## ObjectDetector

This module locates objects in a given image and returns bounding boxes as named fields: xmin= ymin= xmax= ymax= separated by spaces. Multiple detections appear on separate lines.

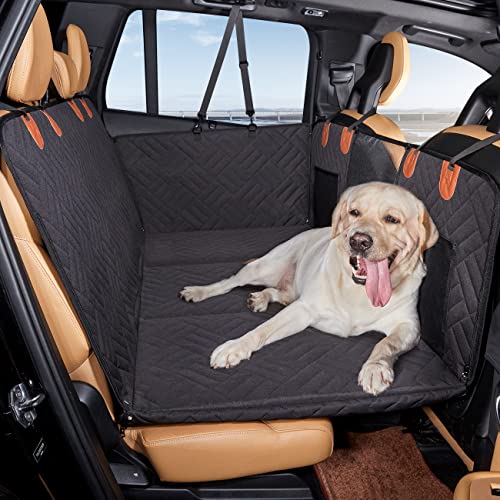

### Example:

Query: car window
xmin=378 ymin=44 xmax=489 ymax=144
xmin=106 ymin=10 xmax=146 ymax=113
xmin=106 ymin=10 xmax=309 ymax=125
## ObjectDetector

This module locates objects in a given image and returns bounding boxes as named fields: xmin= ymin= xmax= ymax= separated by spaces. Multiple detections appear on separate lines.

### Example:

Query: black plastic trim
xmin=143 ymin=9 xmax=159 ymax=115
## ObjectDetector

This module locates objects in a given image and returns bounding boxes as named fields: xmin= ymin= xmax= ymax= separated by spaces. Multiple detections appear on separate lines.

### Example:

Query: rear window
xmin=379 ymin=44 xmax=489 ymax=144
xmin=106 ymin=10 xmax=309 ymax=125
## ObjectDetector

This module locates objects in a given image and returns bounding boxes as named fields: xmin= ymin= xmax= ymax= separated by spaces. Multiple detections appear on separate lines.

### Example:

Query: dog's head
xmin=331 ymin=182 xmax=438 ymax=307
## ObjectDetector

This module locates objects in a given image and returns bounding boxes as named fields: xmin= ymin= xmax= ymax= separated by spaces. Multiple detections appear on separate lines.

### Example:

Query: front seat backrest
xmin=340 ymin=32 xmax=410 ymax=167
xmin=5 ymin=7 xmax=53 ymax=105
xmin=52 ymin=24 xmax=91 ymax=99
xmin=347 ymin=32 xmax=410 ymax=114
xmin=421 ymin=65 xmax=500 ymax=189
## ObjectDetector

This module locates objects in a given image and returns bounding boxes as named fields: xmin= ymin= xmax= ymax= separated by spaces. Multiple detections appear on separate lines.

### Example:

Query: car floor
xmin=314 ymin=426 xmax=453 ymax=500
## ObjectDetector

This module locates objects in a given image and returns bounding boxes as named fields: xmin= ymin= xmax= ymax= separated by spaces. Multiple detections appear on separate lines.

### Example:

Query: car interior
xmin=0 ymin=0 xmax=500 ymax=498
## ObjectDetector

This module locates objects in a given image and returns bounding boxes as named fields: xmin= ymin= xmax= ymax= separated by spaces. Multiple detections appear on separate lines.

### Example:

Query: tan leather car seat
xmin=0 ymin=5 xmax=333 ymax=483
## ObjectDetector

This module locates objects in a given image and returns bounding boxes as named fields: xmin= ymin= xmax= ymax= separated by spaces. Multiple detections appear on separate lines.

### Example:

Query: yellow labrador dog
xmin=180 ymin=182 xmax=438 ymax=395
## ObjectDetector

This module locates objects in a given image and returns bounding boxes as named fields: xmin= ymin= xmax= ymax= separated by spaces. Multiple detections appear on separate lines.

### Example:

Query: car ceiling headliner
xmin=47 ymin=0 xmax=500 ymax=71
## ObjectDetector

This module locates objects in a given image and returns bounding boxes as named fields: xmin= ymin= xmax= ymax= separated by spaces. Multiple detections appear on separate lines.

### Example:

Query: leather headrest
xmin=378 ymin=32 xmax=410 ymax=106
xmin=456 ymin=69 xmax=500 ymax=133
xmin=346 ymin=32 xmax=410 ymax=114
xmin=52 ymin=51 xmax=78 ymax=100
xmin=6 ymin=6 xmax=54 ymax=104
xmin=66 ymin=25 xmax=91 ymax=94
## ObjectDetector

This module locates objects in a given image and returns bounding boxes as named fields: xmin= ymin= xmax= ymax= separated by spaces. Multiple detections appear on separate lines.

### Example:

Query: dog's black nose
xmin=349 ymin=232 xmax=373 ymax=252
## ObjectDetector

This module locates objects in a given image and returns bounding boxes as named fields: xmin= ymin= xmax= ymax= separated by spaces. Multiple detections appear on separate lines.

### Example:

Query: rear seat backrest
xmin=0 ymin=7 xmax=114 ymax=414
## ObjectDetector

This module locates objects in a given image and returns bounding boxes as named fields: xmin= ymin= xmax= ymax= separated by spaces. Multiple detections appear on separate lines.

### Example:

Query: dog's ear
xmin=331 ymin=187 xmax=354 ymax=239
xmin=418 ymin=201 xmax=439 ymax=256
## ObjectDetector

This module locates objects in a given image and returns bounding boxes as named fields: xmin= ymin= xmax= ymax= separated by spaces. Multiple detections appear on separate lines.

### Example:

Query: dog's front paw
xmin=179 ymin=286 xmax=209 ymax=303
xmin=210 ymin=339 xmax=253 ymax=369
xmin=358 ymin=361 xmax=394 ymax=396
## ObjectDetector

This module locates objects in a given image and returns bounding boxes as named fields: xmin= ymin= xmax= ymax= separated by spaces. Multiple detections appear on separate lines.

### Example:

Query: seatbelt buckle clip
xmin=248 ymin=117 xmax=257 ymax=132
xmin=192 ymin=122 xmax=202 ymax=134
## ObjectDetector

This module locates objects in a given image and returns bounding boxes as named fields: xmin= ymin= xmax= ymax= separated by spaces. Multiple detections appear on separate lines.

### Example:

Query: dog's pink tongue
xmin=364 ymin=258 xmax=392 ymax=307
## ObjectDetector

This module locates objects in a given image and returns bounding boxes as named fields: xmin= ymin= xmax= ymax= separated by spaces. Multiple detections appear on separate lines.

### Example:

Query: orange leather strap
xmin=21 ymin=114 xmax=44 ymax=150
xmin=321 ymin=122 xmax=331 ymax=148
xmin=80 ymin=98 xmax=93 ymax=119
xmin=68 ymin=100 xmax=84 ymax=122
xmin=340 ymin=127 xmax=355 ymax=155
xmin=439 ymin=161 xmax=461 ymax=201
xmin=402 ymin=148 xmax=420 ymax=178
xmin=41 ymin=110 xmax=62 ymax=137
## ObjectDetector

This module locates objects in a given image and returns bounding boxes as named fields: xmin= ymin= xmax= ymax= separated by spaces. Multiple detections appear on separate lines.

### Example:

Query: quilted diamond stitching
xmin=0 ymin=101 xmax=142 ymax=405
xmin=117 ymin=125 xmax=311 ymax=233
xmin=131 ymin=226 xmax=463 ymax=423
xmin=397 ymin=151 xmax=500 ymax=381
xmin=2 ymin=104 xmax=489 ymax=424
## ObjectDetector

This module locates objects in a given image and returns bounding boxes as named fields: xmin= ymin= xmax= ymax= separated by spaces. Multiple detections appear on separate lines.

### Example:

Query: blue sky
xmin=106 ymin=10 xmax=489 ymax=113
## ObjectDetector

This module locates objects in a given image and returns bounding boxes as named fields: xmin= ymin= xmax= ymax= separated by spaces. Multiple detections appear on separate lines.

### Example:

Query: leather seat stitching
xmin=141 ymin=428 xmax=333 ymax=447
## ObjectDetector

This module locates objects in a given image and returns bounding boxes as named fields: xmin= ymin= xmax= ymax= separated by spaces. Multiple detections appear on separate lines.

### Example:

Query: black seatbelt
xmin=448 ymin=132 xmax=500 ymax=166
xmin=329 ymin=64 xmax=355 ymax=112
xmin=195 ymin=6 xmax=240 ymax=132
xmin=235 ymin=9 xmax=255 ymax=126
xmin=0 ymin=101 xmax=28 ymax=116
xmin=346 ymin=108 xmax=376 ymax=132
xmin=194 ymin=4 xmax=255 ymax=133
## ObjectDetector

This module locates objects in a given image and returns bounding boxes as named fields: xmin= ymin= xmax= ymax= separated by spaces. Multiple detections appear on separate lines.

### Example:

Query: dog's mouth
xmin=349 ymin=251 xmax=398 ymax=307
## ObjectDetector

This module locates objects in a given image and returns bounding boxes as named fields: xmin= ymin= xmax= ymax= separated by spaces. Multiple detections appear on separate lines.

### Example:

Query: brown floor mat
xmin=314 ymin=426 xmax=453 ymax=500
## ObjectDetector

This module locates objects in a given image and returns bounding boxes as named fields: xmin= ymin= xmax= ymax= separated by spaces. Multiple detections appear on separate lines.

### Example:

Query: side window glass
xmin=379 ymin=44 xmax=489 ymax=143
xmin=106 ymin=11 xmax=146 ymax=112
xmin=106 ymin=10 xmax=309 ymax=125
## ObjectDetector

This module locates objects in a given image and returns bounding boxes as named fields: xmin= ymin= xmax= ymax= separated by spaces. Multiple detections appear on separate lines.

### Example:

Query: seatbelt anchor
xmin=248 ymin=115 xmax=257 ymax=132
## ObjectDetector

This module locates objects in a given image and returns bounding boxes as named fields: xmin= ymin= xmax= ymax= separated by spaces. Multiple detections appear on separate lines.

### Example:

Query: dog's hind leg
xmin=247 ymin=288 xmax=290 ymax=312
xmin=179 ymin=237 xmax=299 ymax=303
xmin=246 ymin=264 xmax=296 ymax=312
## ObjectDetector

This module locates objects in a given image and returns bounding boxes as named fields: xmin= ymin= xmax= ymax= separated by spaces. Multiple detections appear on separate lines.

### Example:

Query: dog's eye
xmin=384 ymin=215 xmax=400 ymax=224
xmin=349 ymin=209 xmax=360 ymax=217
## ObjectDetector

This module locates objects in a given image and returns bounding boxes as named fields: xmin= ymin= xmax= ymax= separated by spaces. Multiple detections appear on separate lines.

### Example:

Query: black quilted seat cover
xmin=116 ymin=125 xmax=311 ymax=232
xmin=134 ymin=227 xmax=463 ymax=423
xmin=311 ymin=117 xmax=400 ymax=199
xmin=0 ymin=99 xmax=497 ymax=424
